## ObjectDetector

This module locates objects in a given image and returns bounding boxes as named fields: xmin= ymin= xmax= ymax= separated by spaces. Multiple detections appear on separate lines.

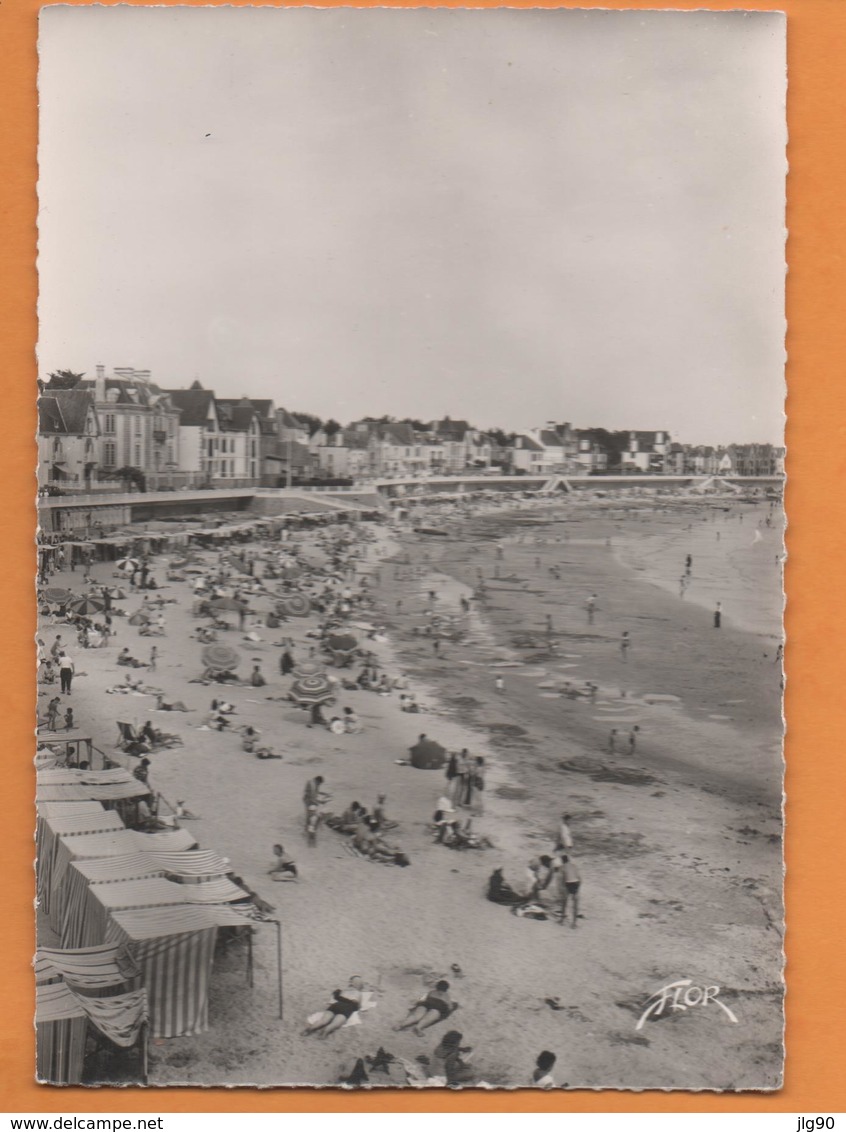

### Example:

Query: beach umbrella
xmin=409 ymin=738 xmax=447 ymax=770
xmin=282 ymin=564 xmax=304 ymax=581
xmin=42 ymin=587 xmax=74 ymax=605
xmin=208 ymin=597 xmax=248 ymax=613
xmin=201 ymin=643 xmax=241 ymax=672
xmin=290 ymin=671 xmax=334 ymax=706
xmin=68 ymin=596 xmax=106 ymax=616
xmin=279 ymin=594 xmax=311 ymax=617
xmin=292 ymin=660 xmax=326 ymax=679
xmin=128 ymin=610 xmax=150 ymax=626
xmin=105 ymin=587 xmax=127 ymax=600
xmin=116 ymin=557 xmax=139 ymax=573
xmin=326 ymin=632 xmax=359 ymax=656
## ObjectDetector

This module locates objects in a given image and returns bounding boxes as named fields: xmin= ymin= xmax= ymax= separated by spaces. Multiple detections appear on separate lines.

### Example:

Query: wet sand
xmin=36 ymin=495 xmax=784 ymax=1090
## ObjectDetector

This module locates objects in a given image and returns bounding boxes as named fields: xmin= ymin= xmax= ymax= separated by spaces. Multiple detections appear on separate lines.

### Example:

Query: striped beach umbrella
xmin=43 ymin=587 xmax=74 ymax=605
xmin=279 ymin=594 xmax=311 ymax=617
xmin=201 ymin=644 xmax=241 ymax=672
xmin=69 ymin=596 xmax=106 ymax=616
xmin=290 ymin=671 xmax=334 ymax=706
xmin=116 ymin=558 xmax=140 ymax=573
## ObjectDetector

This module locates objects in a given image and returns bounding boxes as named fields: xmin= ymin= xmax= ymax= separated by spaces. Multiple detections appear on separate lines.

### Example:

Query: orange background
xmin=2 ymin=0 xmax=843 ymax=1114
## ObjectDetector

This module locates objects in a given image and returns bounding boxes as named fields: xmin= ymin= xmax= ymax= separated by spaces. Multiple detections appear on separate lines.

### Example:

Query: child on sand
xmin=268 ymin=843 xmax=298 ymax=881
xmin=532 ymin=1050 xmax=557 ymax=1088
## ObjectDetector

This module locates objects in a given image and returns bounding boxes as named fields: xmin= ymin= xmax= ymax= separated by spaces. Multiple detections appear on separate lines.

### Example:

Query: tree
xmin=46 ymin=369 xmax=85 ymax=389
xmin=488 ymin=428 xmax=516 ymax=449
xmin=104 ymin=465 xmax=147 ymax=492
xmin=292 ymin=412 xmax=323 ymax=436
xmin=324 ymin=419 xmax=342 ymax=437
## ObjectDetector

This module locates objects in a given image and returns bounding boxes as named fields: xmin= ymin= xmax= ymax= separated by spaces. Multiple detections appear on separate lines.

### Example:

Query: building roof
xmin=381 ymin=422 xmax=415 ymax=446
xmin=516 ymin=434 xmax=545 ymax=452
xmin=38 ymin=390 xmax=96 ymax=435
xmin=431 ymin=418 xmax=469 ymax=440
xmin=167 ymin=389 xmax=217 ymax=427
xmin=277 ymin=408 xmax=306 ymax=431
xmin=538 ymin=429 xmax=567 ymax=448
xmin=216 ymin=402 xmax=256 ymax=432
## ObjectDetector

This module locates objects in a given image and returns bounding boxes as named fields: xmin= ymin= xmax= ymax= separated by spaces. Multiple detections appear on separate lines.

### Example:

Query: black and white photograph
xmin=35 ymin=6 xmax=786 ymax=1089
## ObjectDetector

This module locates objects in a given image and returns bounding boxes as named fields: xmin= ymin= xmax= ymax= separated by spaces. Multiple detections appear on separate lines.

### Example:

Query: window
xmin=134 ymin=443 xmax=141 ymax=465
xmin=134 ymin=416 xmax=141 ymax=436
xmin=104 ymin=414 xmax=116 ymax=434
xmin=103 ymin=441 xmax=116 ymax=467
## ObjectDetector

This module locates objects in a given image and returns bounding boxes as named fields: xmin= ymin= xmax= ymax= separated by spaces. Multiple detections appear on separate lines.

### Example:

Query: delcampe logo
xmin=635 ymin=979 xmax=740 ymax=1030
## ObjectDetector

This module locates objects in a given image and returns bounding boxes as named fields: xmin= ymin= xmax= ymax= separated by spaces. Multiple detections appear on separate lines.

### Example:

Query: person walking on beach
xmin=45 ymin=697 xmax=61 ymax=731
xmin=149 ymin=645 xmax=158 ymax=671
xmin=685 ymin=554 xmax=693 ymax=576
xmin=557 ymin=813 xmax=574 ymax=851
xmin=64 ymin=707 xmax=74 ymax=731
xmin=714 ymin=602 xmax=722 ymax=628
xmin=557 ymin=855 xmax=581 ymax=928
xmin=586 ymin=594 xmax=597 ymax=625
xmin=303 ymin=775 xmax=325 ymax=816
xmin=628 ymin=726 xmax=640 ymax=754
xmin=495 ymin=675 xmax=505 ymax=694
xmin=608 ymin=729 xmax=618 ymax=754
xmin=58 ymin=653 xmax=74 ymax=694
xmin=620 ymin=632 xmax=630 ymax=663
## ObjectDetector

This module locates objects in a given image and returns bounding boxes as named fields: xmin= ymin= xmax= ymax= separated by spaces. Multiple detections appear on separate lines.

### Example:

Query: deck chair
xmin=116 ymin=721 xmax=140 ymax=748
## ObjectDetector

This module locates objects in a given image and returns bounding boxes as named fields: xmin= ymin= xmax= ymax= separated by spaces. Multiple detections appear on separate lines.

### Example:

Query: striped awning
xmin=35 ymin=943 xmax=141 ymax=989
xmin=37 ymin=801 xmax=105 ymax=818
xmin=106 ymin=905 xmax=252 ymax=1038
xmin=36 ymin=981 xmax=148 ymax=1084
xmin=144 ymin=849 xmax=231 ymax=878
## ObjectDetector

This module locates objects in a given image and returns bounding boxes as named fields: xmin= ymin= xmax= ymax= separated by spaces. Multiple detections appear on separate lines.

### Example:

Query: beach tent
xmin=35 ymin=942 xmax=141 ymax=993
xmin=36 ymin=980 xmax=148 ymax=1085
xmin=36 ymin=806 xmax=126 ymax=924
xmin=104 ymin=904 xmax=255 ymax=1037
xmin=60 ymin=848 xmax=233 ymax=954
xmin=47 ymin=828 xmax=198 ymax=933
xmin=63 ymin=875 xmax=250 ymax=949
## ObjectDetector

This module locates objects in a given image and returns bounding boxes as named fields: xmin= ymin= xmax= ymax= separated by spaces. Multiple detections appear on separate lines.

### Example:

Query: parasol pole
xmin=275 ymin=919 xmax=284 ymax=1019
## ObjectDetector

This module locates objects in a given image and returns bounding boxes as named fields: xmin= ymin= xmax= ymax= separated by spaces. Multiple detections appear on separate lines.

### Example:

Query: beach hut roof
xmin=35 ymin=943 xmax=141 ymax=988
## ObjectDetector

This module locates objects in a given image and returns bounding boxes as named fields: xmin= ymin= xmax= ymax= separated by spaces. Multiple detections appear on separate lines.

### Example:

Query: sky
xmin=37 ymin=7 xmax=786 ymax=444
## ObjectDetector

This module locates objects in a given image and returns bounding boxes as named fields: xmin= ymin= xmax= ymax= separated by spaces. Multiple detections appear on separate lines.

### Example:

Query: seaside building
xmin=41 ymin=367 xmax=182 ymax=491
xmin=573 ymin=429 xmax=610 ymax=474
xmin=37 ymin=388 xmax=100 ymax=491
xmin=512 ymin=423 xmax=580 ymax=475
xmin=622 ymin=430 xmax=671 ymax=473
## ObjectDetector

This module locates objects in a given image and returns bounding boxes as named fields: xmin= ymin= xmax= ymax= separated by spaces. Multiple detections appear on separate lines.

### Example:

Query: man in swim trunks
xmin=393 ymin=979 xmax=456 ymax=1035
xmin=557 ymin=855 xmax=582 ymax=928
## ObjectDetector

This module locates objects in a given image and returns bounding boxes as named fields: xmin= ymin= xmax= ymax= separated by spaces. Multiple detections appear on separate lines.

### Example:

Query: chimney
xmin=95 ymin=364 xmax=106 ymax=403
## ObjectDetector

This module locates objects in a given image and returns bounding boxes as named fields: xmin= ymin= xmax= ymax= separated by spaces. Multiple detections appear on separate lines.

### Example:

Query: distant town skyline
xmin=38 ymin=7 xmax=786 ymax=445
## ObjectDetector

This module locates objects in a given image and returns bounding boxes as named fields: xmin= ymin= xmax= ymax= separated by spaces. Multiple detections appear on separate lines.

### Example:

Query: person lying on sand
xmin=394 ymin=980 xmax=458 ymax=1034
xmin=155 ymin=694 xmax=190 ymax=712
xmin=302 ymin=977 xmax=367 ymax=1038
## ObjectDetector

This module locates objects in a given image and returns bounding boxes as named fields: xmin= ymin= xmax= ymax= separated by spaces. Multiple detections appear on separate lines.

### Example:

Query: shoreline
xmin=37 ymin=496 xmax=784 ymax=1090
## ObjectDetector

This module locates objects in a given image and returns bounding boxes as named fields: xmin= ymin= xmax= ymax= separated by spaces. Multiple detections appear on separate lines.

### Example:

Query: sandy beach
xmin=36 ymin=494 xmax=784 ymax=1090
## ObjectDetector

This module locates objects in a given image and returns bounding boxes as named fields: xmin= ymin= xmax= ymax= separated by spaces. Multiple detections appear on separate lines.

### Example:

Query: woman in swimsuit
xmin=393 ymin=980 xmax=456 ymax=1034
xmin=303 ymin=977 xmax=365 ymax=1038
